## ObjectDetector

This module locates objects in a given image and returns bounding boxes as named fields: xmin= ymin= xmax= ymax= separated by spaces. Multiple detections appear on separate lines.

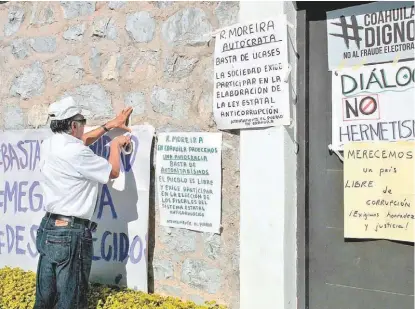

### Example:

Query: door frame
xmin=295 ymin=3 xmax=377 ymax=308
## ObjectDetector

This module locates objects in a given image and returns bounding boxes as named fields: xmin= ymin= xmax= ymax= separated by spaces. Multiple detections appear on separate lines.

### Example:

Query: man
xmin=34 ymin=96 xmax=133 ymax=309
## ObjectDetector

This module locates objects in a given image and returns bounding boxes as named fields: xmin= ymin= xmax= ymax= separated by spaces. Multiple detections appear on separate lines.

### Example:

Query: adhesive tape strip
xmin=105 ymin=132 xmax=133 ymax=155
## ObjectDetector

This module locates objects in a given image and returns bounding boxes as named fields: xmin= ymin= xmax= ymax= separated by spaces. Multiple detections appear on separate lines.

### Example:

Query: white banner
xmin=332 ymin=61 xmax=414 ymax=150
xmin=156 ymin=132 xmax=222 ymax=234
xmin=326 ymin=1 xmax=414 ymax=70
xmin=0 ymin=125 xmax=154 ymax=292
xmin=213 ymin=16 xmax=290 ymax=129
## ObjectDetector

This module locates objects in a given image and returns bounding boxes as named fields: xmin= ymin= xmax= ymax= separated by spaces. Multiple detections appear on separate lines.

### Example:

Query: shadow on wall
xmin=87 ymin=130 xmax=151 ymax=290
xmin=147 ymin=137 xmax=156 ymax=293
xmin=99 ymin=169 xmax=138 ymax=286
xmin=81 ymin=127 xmax=157 ymax=293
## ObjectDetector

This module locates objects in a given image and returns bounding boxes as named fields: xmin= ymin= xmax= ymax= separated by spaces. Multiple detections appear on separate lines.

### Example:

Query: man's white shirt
xmin=39 ymin=133 xmax=112 ymax=220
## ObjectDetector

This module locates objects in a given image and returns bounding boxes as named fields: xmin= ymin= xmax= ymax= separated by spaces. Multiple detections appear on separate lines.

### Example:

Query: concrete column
xmin=238 ymin=2 xmax=298 ymax=309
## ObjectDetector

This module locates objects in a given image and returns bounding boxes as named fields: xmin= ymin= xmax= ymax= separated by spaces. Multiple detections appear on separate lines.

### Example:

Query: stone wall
xmin=0 ymin=1 xmax=240 ymax=308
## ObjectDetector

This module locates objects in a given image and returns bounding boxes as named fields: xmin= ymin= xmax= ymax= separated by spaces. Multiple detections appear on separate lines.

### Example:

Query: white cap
xmin=48 ymin=97 xmax=88 ymax=121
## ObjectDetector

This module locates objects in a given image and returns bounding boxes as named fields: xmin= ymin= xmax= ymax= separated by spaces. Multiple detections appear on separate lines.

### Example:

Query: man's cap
xmin=48 ymin=97 xmax=89 ymax=121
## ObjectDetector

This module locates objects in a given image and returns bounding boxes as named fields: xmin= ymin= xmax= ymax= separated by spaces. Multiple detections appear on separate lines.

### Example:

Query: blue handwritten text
xmin=0 ymin=181 xmax=43 ymax=214
xmin=0 ymin=140 xmax=41 ymax=173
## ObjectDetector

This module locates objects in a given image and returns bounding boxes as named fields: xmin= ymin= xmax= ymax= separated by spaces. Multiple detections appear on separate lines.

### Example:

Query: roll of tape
xmin=104 ymin=132 xmax=133 ymax=155
xmin=121 ymin=132 xmax=133 ymax=155
xmin=122 ymin=142 xmax=133 ymax=155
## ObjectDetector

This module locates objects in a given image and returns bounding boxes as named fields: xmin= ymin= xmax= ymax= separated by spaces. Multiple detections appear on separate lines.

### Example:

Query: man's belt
xmin=46 ymin=212 xmax=97 ymax=231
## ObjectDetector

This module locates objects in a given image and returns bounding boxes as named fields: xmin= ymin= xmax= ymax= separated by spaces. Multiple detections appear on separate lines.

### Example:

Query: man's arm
xmin=108 ymin=135 xmax=131 ymax=179
xmin=82 ymin=107 xmax=133 ymax=146
xmin=71 ymin=135 xmax=131 ymax=183
xmin=82 ymin=124 xmax=111 ymax=146
xmin=108 ymin=141 xmax=121 ymax=179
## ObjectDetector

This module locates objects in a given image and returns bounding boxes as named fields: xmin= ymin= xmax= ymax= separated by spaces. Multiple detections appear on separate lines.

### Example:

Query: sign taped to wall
xmin=213 ymin=16 xmax=290 ymax=129
xmin=0 ymin=126 xmax=154 ymax=291
xmin=156 ymin=132 xmax=222 ymax=234
xmin=331 ymin=61 xmax=414 ymax=151
xmin=326 ymin=1 xmax=414 ymax=70
xmin=344 ymin=141 xmax=415 ymax=243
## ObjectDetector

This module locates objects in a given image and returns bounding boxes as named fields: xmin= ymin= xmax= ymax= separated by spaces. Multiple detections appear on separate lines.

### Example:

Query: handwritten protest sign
xmin=344 ymin=142 xmax=415 ymax=242
xmin=213 ymin=16 xmax=290 ymax=129
xmin=0 ymin=125 xmax=154 ymax=291
xmin=156 ymin=132 xmax=222 ymax=234
xmin=326 ymin=2 xmax=414 ymax=70
xmin=331 ymin=61 xmax=414 ymax=151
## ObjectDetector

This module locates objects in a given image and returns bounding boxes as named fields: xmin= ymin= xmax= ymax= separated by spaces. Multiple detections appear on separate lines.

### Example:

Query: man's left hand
xmin=106 ymin=107 xmax=134 ymax=132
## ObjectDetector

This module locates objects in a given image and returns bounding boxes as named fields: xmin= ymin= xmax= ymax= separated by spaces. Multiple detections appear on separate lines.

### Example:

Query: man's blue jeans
xmin=33 ymin=214 xmax=94 ymax=309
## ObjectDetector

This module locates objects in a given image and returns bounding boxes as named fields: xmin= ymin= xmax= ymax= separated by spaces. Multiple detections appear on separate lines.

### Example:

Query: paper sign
xmin=213 ymin=16 xmax=290 ymax=129
xmin=156 ymin=132 xmax=222 ymax=233
xmin=344 ymin=142 xmax=415 ymax=242
xmin=326 ymin=2 xmax=414 ymax=70
xmin=0 ymin=126 xmax=154 ymax=291
xmin=331 ymin=61 xmax=414 ymax=151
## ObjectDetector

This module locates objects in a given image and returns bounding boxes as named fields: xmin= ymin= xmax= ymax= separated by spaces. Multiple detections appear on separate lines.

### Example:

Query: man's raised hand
xmin=107 ymin=107 xmax=134 ymax=132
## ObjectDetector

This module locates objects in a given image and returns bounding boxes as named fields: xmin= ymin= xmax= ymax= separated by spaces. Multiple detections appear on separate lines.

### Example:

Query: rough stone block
xmin=62 ymin=84 xmax=113 ymax=119
xmin=51 ymin=55 xmax=84 ymax=84
xmin=198 ymin=90 xmax=215 ymax=127
xmin=108 ymin=1 xmax=126 ymax=10
xmin=130 ymin=49 xmax=160 ymax=74
xmin=203 ymin=233 xmax=221 ymax=260
xmin=140 ymin=49 xmax=160 ymax=66
xmin=11 ymin=39 xmax=30 ymax=59
xmin=92 ymin=17 xmax=109 ymax=37
xmin=60 ymin=1 xmax=96 ymax=19
xmin=162 ymin=8 xmax=212 ymax=46
xmin=27 ymin=103 xmax=49 ymax=128
xmin=152 ymin=1 xmax=173 ymax=8
xmin=152 ymin=259 xmax=174 ymax=280
xmin=151 ymin=87 xmax=193 ymax=120
xmin=4 ymin=6 xmax=25 ymax=37
xmin=63 ymin=24 xmax=86 ymax=41
xmin=161 ymin=285 xmax=182 ymax=297
xmin=102 ymin=54 xmax=122 ymax=81
xmin=159 ymin=227 xmax=196 ymax=253
xmin=30 ymin=3 xmax=55 ymax=25
xmin=116 ymin=54 xmax=124 ymax=71
xmin=92 ymin=17 xmax=117 ymax=40
xmin=4 ymin=104 xmax=24 ymax=129
xmin=106 ymin=22 xmax=118 ymax=40
xmin=29 ymin=36 xmax=57 ymax=53
xmin=10 ymin=61 xmax=45 ymax=100
xmin=215 ymin=2 xmax=239 ymax=28
xmin=90 ymin=47 xmax=102 ymax=77
xmin=164 ymin=54 xmax=199 ymax=79
xmin=198 ymin=91 xmax=213 ymax=116
xmin=181 ymin=259 xmax=222 ymax=294
xmin=124 ymin=92 xmax=146 ymax=115
xmin=126 ymin=12 xmax=156 ymax=43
